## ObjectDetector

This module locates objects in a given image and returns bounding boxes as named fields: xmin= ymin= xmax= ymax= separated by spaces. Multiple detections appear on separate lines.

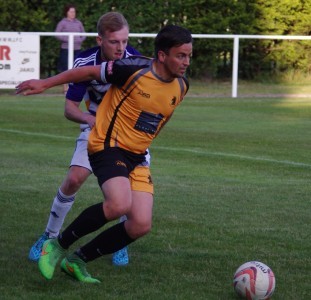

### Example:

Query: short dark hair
xmin=154 ymin=25 xmax=193 ymax=58
xmin=63 ymin=3 xmax=76 ymax=17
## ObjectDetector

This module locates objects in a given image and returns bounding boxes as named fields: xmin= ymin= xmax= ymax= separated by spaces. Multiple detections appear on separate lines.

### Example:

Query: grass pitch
xmin=0 ymin=92 xmax=310 ymax=300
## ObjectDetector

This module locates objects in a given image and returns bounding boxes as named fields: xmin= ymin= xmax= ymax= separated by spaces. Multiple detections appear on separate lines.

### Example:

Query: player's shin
xmin=77 ymin=221 xmax=135 ymax=262
xmin=58 ymin=202 xmax=107 ymax=249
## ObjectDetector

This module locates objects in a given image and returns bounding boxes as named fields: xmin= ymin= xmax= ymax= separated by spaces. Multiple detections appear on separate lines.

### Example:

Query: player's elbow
xmin=64 ymin=110 xmax=70 ymax=120
xmin=64 ymin=109 xmax=75 ymax=122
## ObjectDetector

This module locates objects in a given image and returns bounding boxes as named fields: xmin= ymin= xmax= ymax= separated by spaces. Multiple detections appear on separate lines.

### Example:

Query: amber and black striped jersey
xmin=88 ymin=56 xmax=189 ymax=155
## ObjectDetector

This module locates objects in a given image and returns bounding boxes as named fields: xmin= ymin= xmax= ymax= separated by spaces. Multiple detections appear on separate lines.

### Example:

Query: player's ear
xmin=96 ymin=36 xmax=102 ymax=46
xmin=158 ymin=50 xmax=166 ymax=63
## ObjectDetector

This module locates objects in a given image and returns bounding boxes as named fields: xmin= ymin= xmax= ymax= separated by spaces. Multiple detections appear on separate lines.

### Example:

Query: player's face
xmin=96 ymin=26 xmax=129 ymax=61
xmin=161 ymin=43 xmax=192 ymax=79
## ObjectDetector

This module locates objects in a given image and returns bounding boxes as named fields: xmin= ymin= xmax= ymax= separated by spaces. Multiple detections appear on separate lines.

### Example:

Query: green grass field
xmin=0 ymin=92 xmax=310 ymax=300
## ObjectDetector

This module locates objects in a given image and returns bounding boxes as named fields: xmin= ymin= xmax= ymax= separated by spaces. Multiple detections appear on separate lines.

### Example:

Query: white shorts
xmin=70 ymin=127 xmax=92 ymax=171
xmin=70 ymin=125 xmax=151 ymax=171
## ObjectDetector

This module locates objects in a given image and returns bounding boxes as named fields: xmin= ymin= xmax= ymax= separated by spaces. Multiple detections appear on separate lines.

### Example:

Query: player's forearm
xmin=65 ymin=109 xmax=94 ymax=127
xmin=64 ymin=100 xmax=94 ymax=126
xmin=16 ymin=65 xmax=101 ymax=95
xmin=47 ymin=66 xmax=101 ymax=87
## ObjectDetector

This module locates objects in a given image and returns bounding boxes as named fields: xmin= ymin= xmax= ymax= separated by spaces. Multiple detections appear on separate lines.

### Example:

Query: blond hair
xmin=97 ymin=12 xmax=129 ymax=37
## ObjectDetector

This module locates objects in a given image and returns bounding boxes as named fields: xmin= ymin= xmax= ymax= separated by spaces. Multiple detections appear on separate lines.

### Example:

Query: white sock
xmin=45 ymin=188 xmax=75 ymax=238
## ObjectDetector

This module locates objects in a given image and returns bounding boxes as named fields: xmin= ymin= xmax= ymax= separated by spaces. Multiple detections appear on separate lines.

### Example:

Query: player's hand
xmin=15 ymin=79 xmax=47 ymax=95
xmin=85 ymin=114 xmax=96 ymax=129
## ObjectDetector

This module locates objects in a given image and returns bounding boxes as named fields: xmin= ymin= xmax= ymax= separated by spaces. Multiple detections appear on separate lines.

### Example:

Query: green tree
xmin=250 ymin=0 xmax=311 ymax=78
xmin=1 ymin=0 xmax=310 ymax=80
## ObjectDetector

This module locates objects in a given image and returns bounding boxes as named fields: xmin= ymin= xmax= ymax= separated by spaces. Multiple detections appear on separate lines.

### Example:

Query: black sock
xmin=76 ymin=221 xmax=135 ymax=262
xmin=58 ymin=202 xmax=107 ymax=249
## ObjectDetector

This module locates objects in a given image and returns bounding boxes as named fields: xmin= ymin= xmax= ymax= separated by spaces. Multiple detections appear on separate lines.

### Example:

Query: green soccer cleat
xmin=60 ymin=254 xmax=100 ymax=283
xmin=38 ymin=239 xmax=66 ymax=280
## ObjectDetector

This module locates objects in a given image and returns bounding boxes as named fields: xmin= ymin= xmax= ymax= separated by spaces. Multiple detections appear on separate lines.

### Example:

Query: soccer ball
xmin=233 ymin=261 xmax=276 ymax=300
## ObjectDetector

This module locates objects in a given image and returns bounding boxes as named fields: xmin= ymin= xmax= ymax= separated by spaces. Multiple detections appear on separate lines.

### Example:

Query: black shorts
xmin=89 ymin=147 xmax=146 ymax=187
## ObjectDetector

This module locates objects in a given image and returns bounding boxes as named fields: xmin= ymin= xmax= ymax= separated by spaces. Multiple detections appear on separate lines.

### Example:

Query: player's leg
xmin=45 ymin=129 xmax=92 ymax=238
xmin=112 ymin=158 xmax=152 ymax=266
xmin=112 ymin=214 xmax=129 ymax=266
xmin=124 ymin=165 xmax=153 ymax=239
xmin=39 ymin=176 xmax=132 ymax=281
xmin=124 ymin=191 xmax=153 ymax=238
xmin=37 ymin=149 xmax=151 ymax=281
xmin=45 ymin=165 xmax=91 ymax=237
xmin=29 ymin=132 xmax=91 ymax=261
xmin=60 ymin=190 xmax=153 ymax=282
xmin=28 ymin=166 xmax=91 ymax=262
xmin=58 ymin=165 xmax=153 ymax=282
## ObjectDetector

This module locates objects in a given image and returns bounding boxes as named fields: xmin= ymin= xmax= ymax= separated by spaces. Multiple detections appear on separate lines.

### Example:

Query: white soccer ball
xmin=233 ymin=261 xmax=276 ymax=300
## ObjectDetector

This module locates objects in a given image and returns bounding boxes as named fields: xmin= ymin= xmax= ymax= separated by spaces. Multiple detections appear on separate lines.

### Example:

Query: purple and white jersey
xmin=66 ymin=45 xmax=140 ymax=115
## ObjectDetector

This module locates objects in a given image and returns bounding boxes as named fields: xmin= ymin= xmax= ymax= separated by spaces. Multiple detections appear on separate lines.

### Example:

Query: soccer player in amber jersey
xmin=16 ymin=24 xmax=193 ymax=283
xmin=28 ymin=12 xmax=142 ymax=267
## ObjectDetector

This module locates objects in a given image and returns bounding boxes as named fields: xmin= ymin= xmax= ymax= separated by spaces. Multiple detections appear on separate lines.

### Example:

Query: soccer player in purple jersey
xmin=28 ymin=12 xmax=144 ymax=266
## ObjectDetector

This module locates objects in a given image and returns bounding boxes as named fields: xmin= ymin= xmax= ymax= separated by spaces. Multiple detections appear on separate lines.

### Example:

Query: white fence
xmin=3 ymin=32 xmax=311 ymax=97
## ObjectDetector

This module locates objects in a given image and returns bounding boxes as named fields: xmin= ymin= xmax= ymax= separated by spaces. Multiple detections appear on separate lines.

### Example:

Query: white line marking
xmin=1 ymin=128 xmax=310 ymax=168
xmin=152 ymin=146 xmax=311 ymax=168
xmin=0 ymin=128 xmax=73 ymax=140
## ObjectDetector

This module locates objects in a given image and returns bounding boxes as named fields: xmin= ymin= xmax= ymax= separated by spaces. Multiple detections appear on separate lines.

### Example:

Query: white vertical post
xmin=232 ymin=36 xmax=239 ymax=98
xmin=67 ymin=33 xmax=74 ymax=70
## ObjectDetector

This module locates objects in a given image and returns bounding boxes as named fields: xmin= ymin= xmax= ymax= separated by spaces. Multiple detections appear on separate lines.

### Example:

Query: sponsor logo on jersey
xmin=137 ymin=89 xmax=150 ymax=99
xmin=107 ymin=60 xmax=114 ymax=75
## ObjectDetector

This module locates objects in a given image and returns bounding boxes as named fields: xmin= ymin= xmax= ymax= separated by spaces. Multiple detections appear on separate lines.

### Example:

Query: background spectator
xmin=55 ymin=3 xmax=85 ymax=92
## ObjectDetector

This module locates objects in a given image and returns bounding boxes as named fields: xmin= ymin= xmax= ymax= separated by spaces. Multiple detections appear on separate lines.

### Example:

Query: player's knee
xmin=66 ymin=174 xmax=84 ymax=191
xmin=138 ymin=222 xmax=152 ymax=237
xmin=128 ymin=221 xmax=152 ymax=239
xmin=103 ymin=199 xmax=131 ymax=220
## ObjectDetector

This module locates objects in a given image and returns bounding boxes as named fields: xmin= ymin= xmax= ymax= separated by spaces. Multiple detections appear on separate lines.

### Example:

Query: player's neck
xmin=152 ymin=61 xmax=173 ymax=82
xmin=100 ymin=52 xmax=107 ymax=62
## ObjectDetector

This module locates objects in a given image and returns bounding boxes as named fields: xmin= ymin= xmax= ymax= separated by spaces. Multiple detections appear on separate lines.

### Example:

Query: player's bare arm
xmin=16 ymin=65 xmax=102 ymax=96
xmin=65 ymin=100 xmax=96 ymax=128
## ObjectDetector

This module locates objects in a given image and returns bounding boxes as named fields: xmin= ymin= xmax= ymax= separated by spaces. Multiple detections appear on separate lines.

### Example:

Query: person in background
xmin=28 ymin=12 xmax=141 ymax=267
xmin=16 ymin=24 xmax=193 ymax=283
xmin=55 ymin=3 xmax=86 ymax=93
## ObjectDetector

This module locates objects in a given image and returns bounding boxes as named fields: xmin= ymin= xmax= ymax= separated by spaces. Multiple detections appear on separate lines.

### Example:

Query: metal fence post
xmin=232 ymin=36 xmax=239 ymax=98
xmin=67 ymin=33 xmax=74 ymax=70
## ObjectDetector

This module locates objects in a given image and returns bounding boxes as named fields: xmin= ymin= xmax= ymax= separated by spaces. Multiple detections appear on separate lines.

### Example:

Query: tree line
xmin=1 ymin=0 xmax=310 ymax=81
